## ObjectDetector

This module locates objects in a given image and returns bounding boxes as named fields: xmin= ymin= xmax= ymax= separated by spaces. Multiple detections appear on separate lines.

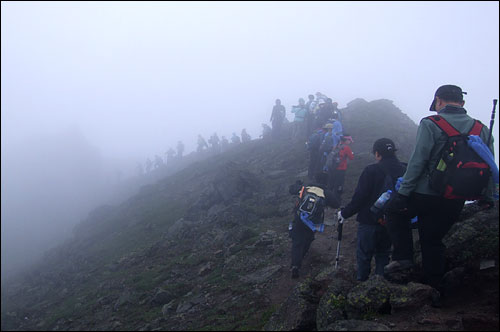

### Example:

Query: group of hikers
xmin=271 ymin=92 xmax=353 ymax=200
xmin=288 ymin=84 xmax=498 ymax=309
xmin=138 ymin=129 xmax=252 ymax=175
xmin=270 ymin=92 xmax=343 ymax=142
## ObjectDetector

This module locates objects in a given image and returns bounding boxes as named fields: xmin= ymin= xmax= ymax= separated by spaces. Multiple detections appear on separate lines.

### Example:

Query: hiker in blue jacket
xmin=338 ymin=138 xmax=407 ymax=281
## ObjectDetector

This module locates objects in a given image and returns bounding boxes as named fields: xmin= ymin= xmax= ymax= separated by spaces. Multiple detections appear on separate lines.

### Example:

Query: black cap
xmin=373 ymin=138 xmax=397 ymax=157
xmin=429 ymin=84 xmax=467 ymax=111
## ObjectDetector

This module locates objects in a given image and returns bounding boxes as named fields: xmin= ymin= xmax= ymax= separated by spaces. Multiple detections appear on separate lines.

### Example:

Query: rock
xmin=151 ymin=289 xmax=174 ymax=306
xmin=316 ymin=275 xmax=356 ymax=330
xmin=162 ymin=300 xmax=176 ymax=317
xmin=198 ymin=262 xmax=213 ymax=276
xmin=389 ymin=282 xmax=437 ymax=312
xmin=176 ymin=301 xmax=193 ymax=314
xmin=240 ymin=265 xmax=281 ymax=284
xmin=346 ymin=275 xmax=392 ymax=319
xmin=323 ymin=319 xmax=391 ymax=331
xmin=444 ymin=202 xmax=499 ymax=270
xmin=264 ymin=278 xmax=326 ymax=331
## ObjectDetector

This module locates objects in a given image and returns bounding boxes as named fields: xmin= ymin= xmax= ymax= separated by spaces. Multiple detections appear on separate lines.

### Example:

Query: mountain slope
xmin=3 ymin=99 xmax=496 ymax=331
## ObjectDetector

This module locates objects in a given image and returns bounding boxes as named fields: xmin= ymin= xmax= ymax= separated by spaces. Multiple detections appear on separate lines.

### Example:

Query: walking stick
xmin=335 ymin=218 xmax=344 ymax=269
xmin=487 ymin=99 xmax=497 ymax=149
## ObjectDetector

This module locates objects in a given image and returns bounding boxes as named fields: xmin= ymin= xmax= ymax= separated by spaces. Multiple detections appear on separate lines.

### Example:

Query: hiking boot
xmin=384 ymin=260 xmax=414 ymax=274
xmin=291 ymin=266 xmax=299 ymax=279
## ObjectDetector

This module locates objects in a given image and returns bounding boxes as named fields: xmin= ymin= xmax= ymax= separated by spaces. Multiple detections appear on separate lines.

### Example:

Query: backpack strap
xmin=426 ymin=115 xmax=460 ymax=137
xmin=468 ymin=120 xmax=484 ymax=136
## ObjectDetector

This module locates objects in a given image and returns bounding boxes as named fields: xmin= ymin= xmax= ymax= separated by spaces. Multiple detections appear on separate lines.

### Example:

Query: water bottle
xmin=288 ymin=222 xmax=293 ymax=231
xmin=370 ymin=190 xmax=392 ymax=214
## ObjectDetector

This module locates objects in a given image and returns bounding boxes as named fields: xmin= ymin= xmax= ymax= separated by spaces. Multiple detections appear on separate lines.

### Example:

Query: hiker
xmin=385 ymin=84 xmax=495 ymax=307
xmin=176 ymin=141 xmax=184 ymax=160
xmin=337 ymin=138 xmax=407 ymax=281
xmin=288 ymin=172 xmax=340 ymax=278
xmin=305 ymin=94 xmax=316 ymax=138
xmin=231 ymin=133 xmax=241 ymax=144
xmin=307 ymin=127 xmax=327 ymax=180
xmin=329 ymin=135 xmax=354 ymax=199
xmin=270 ymin=99 xmax=286 ymax=138
xmin=261 ymin=123 xmax=272 ymax=140
xmin=318 ymin=123 xmax=336 ymax=172
xmin=241 ymin=129 xmax=251 ymax=143
xmin=166 ymin=148 xmax=175 ymax=165
xmin=291 ymin=98 xmax=308 ymax=140
xmin=220 ymin=136 xmax=229 ymax=152
xmin=197 ymin=135 xmax=209 ymax=153
xmin=154 ymin=155 xmax=164 ymax=169
xmin=208 ymin=133 xmax=220 ymax=154
xmin=332 ymin=102 xmax=342 ymax=123
xmin=145 ymin=158 xmax=153 ymax=173
xmin=315 ymin=98 xmax=335 ymax=129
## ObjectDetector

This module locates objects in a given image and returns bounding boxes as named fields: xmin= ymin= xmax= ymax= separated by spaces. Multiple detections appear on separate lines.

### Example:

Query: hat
xmin=341 ymin=135 xmax=353 ymax=142
xmin=429 ymin=84 xmax=467 ymax=111
xmin=323 ymin=123 xmax=333 ymax=129
xmin=372 ymin=138 xmax=397 ymax=156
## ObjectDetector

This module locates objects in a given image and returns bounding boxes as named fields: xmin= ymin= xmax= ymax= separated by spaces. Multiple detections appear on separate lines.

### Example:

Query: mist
xmin=1 ymin=2 xmax=499 ymax=280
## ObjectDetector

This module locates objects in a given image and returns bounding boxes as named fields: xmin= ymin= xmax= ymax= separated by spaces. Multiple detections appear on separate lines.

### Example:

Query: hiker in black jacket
xmin=338 ymin=138 xmax=407 ymax=281
xmin=288 ymin=172 xmax=340 ymax=279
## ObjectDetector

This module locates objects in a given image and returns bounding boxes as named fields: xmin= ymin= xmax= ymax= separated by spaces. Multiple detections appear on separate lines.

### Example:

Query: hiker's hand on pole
xmin=337 ymin=210 xmax=345 ymax=224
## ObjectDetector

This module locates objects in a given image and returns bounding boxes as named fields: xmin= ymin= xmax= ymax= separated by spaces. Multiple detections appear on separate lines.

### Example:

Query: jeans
xmin=356 ymin=223 xmax=392 ymax=281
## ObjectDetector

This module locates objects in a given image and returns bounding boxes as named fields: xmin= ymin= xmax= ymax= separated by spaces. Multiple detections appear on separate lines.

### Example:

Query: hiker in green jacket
xmin=291 ymin=98 xmax=308 ymax=140
xmin=385 ymin=84 xmax=495 ymax=308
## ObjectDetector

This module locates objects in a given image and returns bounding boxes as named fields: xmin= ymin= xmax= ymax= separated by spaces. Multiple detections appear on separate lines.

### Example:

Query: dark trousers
xmin=386 ymin=213 xmax=413 ymax=261
xmin=329 ymin=169 xmax=346 ymax=196
xmin=291 ymin=218 xmax=315 ymax=268
xmin=308 ymin=150 xmax=321 ymax=180
xmin=356 ymin=223 xmax=392 ymax=281
xmin=387 ymin=193 xmax=464 ymax=289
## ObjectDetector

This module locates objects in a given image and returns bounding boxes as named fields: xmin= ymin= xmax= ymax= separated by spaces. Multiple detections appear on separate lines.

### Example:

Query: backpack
xmin=295 ymin=186 xmax=325 ymax=227
xmin=427 ymin=115 xmax=491 ymax=200
xmin=371 ymin=163 xmax=407 ymax=225
xmin=307 ymin=131 xmax=323 ymax=150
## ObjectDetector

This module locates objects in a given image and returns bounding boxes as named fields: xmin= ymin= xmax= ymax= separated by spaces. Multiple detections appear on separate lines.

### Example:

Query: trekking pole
xmin=486 ymin=99 xmax=497 ymax=148
xmin=335 ymin=218 xmax=344 ymax=269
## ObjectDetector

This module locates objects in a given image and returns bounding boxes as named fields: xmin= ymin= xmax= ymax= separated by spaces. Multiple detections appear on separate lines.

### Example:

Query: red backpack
xmin=427 ymin=115 xmax=491 ymax=200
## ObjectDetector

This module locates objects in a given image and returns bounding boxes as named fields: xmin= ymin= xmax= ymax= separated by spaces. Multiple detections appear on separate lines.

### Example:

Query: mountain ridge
xmin=2 ymin=98 xmax=498 ymax=331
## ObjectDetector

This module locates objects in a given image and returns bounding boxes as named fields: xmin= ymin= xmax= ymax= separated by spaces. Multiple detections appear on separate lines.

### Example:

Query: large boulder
xmin=264 ymin=278 xmax=327 ymax=331
xmin=444 ymin=202 xmax=499 ymax=271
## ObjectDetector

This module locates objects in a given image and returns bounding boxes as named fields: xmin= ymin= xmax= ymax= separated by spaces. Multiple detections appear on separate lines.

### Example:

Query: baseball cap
xmin=429 ymin=85 xmax=467 ymax=111
xmin=372 ymin=138 xmax=397 ymax=156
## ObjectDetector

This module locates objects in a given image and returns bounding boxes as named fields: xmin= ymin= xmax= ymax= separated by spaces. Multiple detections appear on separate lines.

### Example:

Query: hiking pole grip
xmin=487 ymin=99 xmax=497 ymax=148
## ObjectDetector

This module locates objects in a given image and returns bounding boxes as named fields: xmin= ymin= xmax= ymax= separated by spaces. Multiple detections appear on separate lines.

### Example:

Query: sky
xmin=1 ymin=1 xmax=499 ymax=278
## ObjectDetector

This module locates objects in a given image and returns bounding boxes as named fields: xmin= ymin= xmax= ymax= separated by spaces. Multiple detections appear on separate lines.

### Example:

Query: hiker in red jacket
xmin=329 ymin=135 xmax=354 ymax=200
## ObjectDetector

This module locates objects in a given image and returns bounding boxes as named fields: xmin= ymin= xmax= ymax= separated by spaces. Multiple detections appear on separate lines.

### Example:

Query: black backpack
xmin=296 ymin=186 xmax=325 ymax=224
xmin=427 ymin=115 xmax=491 ymax=200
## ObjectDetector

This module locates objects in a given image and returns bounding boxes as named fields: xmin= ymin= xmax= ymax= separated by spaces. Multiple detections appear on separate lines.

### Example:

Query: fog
xmin=1 ymin=2 xmax=499 ymax=280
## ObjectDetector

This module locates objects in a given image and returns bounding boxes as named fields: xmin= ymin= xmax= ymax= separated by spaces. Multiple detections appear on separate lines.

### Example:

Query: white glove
xmin=337 ymin=210 xmax=345 ymax=224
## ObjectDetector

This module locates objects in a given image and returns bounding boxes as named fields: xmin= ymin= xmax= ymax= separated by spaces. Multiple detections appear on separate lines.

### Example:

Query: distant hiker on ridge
xmin=241 ymin=129 xmax=251 ymax=143
xmin=270 ymin=99 xmax=286 ymax=139
xmin=291 ymin=98 xmax=308 ymax=140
